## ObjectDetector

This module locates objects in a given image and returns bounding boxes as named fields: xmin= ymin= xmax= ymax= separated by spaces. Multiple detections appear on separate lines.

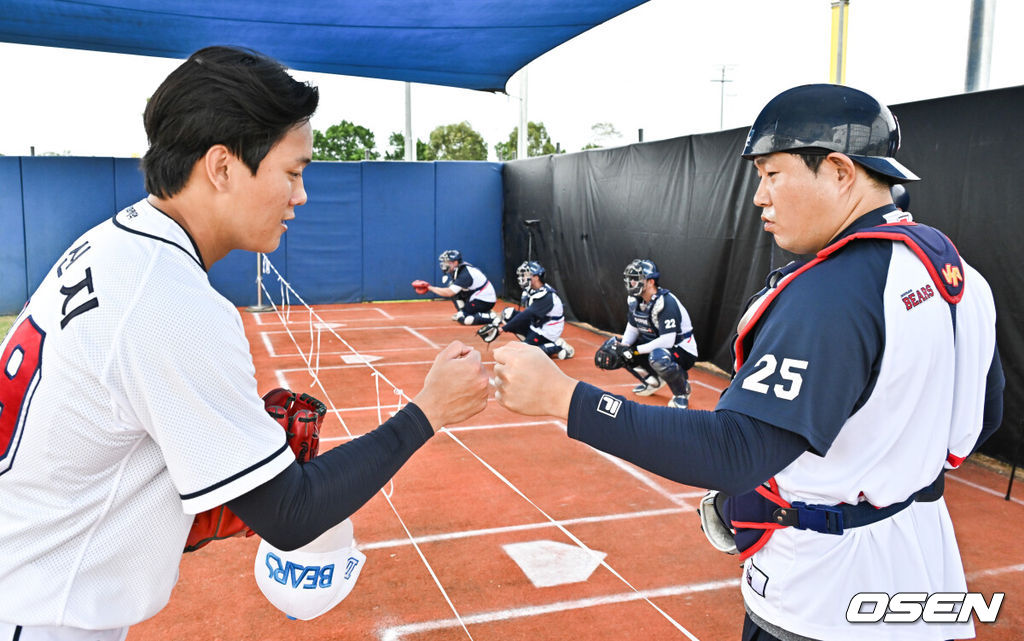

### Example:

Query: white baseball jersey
xmin=0 ymin=199 xmax=293 ymax=629
xmin=718 ymin=213 xmax=997 ymax=640
xmin=448 ymin=263 xmax=496 ymax=303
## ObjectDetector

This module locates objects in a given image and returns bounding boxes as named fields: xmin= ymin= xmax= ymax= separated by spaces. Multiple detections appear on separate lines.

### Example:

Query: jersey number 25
xmin=740 ymin=354 xmax=808 ymax=401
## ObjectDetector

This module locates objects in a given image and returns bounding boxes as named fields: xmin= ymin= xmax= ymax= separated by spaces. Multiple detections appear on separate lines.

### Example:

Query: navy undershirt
xmin=567 ymin=382 xmax=810 ymax=496
xmin=227 ymin=403 xmax=434 ymax=551
xmin=568 ymin=342 xmax=1004 ymax=499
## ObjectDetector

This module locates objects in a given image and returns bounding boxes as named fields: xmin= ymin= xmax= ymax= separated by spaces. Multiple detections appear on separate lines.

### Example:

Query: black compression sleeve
xmin=566 ymin=382 xmax=810 ymax=496
xmin=227 ymin=403 xmax=434 ymax=551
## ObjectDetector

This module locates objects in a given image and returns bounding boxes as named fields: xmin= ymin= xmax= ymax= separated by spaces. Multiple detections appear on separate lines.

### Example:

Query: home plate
xmin=502 ymin=540 xmax=606 ymax=588
xmin=341 ymin=354 xmax=382 ymax=364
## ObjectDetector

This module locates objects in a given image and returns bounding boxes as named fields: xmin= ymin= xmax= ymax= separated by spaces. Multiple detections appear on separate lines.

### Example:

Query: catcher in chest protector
xmin=412 ymin=249 xmax=498 ymax=325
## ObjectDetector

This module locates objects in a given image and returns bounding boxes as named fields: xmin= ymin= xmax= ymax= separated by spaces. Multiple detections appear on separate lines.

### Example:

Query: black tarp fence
xmin=502 ymin=85 xmax=1024 ymax=466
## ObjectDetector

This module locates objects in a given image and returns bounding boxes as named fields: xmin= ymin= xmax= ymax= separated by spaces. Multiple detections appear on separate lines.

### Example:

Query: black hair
xmin=142 ymin=46 xmax=319 ymax=198
xmin=795 ymin=150 xmax=893 ymax=188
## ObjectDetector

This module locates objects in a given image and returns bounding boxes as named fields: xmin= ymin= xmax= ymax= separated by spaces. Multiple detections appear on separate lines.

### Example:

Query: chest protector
xmin=724 ymin=221 xmax=964 ymax=560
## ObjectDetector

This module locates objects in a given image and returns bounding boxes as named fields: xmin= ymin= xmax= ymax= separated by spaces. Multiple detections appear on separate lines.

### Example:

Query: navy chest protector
xmin=724 ymin=222 xmax=964 ymax=560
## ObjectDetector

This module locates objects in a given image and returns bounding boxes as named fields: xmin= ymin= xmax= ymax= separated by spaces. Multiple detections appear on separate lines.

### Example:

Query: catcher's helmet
xmin=438 ymin=249 xmax=461 ymax=273
xmin=516 ymin=261 xmax=545 ymax=288
xmin=891 ymin=184 xmax=910 ymax=211
xmin=742 ymin=84 xmax=919 ymax=183
xmin=623 ymin=259 xmax=659 ymax=297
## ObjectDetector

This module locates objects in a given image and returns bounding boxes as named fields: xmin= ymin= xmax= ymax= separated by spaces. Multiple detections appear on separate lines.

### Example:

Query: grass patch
xmin=0 ymin=315 xmax=15 ymax=340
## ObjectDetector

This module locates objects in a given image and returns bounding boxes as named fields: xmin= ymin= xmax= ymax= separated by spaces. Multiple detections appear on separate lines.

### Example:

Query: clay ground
xmin=129 ymin=300 xmax=1023 ymax=641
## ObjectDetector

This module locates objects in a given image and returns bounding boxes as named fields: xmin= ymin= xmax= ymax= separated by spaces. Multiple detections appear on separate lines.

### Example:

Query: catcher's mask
xmin=516 ymin=260 xmax=545 ymax=289
xmin=255 ymin=518 xmax=366 ymax=620
xmin=623 ymin=259 xmax=659 ymax=297
xmin=438 ymin=249 xmax=462 ymax=274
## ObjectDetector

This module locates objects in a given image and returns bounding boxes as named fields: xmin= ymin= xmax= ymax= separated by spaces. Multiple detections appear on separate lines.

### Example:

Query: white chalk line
xmin=359 ymin=506 xmax=691 ymax=551
xmin=378 ymin=578 xmax=739 ymax=641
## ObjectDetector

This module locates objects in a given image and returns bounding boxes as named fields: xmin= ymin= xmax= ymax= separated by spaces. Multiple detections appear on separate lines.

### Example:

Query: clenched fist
xmin=413 ymin=341 xmax=490 ymax=428
xmin=492 ymin=342 xmax=577 ymax=418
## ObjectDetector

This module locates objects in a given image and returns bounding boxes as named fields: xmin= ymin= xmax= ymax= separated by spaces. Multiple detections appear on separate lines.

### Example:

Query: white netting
xmin=254 ymin=255 xmax=699 ymax=639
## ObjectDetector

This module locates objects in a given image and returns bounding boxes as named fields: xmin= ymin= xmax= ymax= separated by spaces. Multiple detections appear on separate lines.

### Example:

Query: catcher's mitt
xmin=476 ymin=323 xmax=499 ymax=343
xmin=594 ymin=337 xmax=624 ymax=370
xmin=184 ymin=388 xmax=327 ymax=552
xmin=411 ymin=279 xmax=430 ymax=294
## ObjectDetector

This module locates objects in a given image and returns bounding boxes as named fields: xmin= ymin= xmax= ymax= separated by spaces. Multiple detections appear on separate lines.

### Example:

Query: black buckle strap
xmin=770 ymin=471 xmax=945 ymax=536
xmin=773 ymin=502 xmax=845 ymax=534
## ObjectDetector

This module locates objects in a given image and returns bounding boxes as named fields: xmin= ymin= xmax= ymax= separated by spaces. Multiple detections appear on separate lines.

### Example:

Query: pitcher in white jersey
xmin=0 ymin=46 xmax=489 ymax=640
xmin=490 ymin=84 xmax=1004 ymax=641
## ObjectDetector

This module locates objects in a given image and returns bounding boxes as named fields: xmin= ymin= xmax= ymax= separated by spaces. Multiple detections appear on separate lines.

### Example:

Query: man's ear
xmin=825 ymin=152 xmax=858 ymax=189
xmin=202 ymin=144 xmax=234 ymax=192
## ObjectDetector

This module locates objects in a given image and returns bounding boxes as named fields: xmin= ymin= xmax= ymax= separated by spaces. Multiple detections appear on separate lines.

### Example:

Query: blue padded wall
xmin=113 ymin=158 xmax=147 ymax=210
xmin=361 ymin=163 xmax=436 ymax=302
xmin=0 ymin=158 xmax=27 ymax=311
xmin=434 ymin=162 xmax=504 ymax=294
xmin=286 ymin=162 xmax=363 ymax=303
xmin=2 ymin=158 xmax=503 ymax=313
xmin=20 ymin=157 xmax=115 ymax=293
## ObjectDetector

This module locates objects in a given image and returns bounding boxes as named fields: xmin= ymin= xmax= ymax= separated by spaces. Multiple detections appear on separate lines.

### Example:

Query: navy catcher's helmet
xmin=742 ymin=84 xmax=919 ymax=183
xmin=516 ymin=261 xmax=545 ymax=288
xmin=623 ymin=259 xmax=659 ymax=297
xmin=891 ymin=184 xmax=910 ymax=211
xmin=438 ymin=249 xmax=462 ymax=274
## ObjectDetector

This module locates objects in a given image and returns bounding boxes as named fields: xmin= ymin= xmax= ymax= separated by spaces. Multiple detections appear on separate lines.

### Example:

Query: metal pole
xmin=246 ymin=253 xmax=271 ymax=312
xmin=965 ymin=0 xmax=996 ymax=92
xmin=404 ymin=82 xmax=415 ymax=161
xmin=719 ymin=67 xmax=726 ymax=128
xmin=830 ymin=0 xmax=850 ymax=84
xmin=710 ymin=66 xmax=732 ymax=130
xmin=518 ymin=69 xmax=528 ymax=159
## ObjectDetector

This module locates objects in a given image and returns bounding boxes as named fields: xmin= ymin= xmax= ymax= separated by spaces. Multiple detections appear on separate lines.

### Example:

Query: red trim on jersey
xmin=733 ymin=222 xmax=963 ymax=371
xmin=946 ymin=451 xmax=967 ymax=468
xmin=730 ymin=479 xmax=791 ymax=560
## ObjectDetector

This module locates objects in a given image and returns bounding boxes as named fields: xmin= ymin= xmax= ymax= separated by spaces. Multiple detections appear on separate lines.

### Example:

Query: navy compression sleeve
xmin=567 ymin=382 xmax=810 ymax=496
xmin=227 ymin=403 xmax=434 ymax=551
xmin=501 ymin=308 xmax=536 ymax=335
xmin=973 ymin=344 xmax=1005 ymax=454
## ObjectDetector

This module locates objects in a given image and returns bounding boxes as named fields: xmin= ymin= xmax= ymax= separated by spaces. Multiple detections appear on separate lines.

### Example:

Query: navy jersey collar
xmin=831 ymin=204 xmax=900 ymax=245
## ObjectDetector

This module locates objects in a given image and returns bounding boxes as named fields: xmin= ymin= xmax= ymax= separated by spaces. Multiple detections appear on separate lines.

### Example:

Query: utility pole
xmin=710 ymin=65 xmax=733 ymax=130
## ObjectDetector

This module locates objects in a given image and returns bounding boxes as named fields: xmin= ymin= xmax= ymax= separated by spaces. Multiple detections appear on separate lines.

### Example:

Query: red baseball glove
xmin=412 ymin=279 xmax=430 ymax=294
xmin=184 ymin=388 xmax=327 ymax=552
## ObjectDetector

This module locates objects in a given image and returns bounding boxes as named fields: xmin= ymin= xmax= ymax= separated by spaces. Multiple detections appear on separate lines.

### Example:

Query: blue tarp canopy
xmin=0 ymin=0 xmax=649 ymax=91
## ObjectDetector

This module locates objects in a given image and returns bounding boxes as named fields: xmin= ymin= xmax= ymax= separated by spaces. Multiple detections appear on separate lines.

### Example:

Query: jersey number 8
xmin=0 ymin=316 xmax=45 ymax=475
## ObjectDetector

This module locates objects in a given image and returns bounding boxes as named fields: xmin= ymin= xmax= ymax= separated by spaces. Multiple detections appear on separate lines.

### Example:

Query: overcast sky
xmin=1 ymin=0 xmax=1021 ymax=160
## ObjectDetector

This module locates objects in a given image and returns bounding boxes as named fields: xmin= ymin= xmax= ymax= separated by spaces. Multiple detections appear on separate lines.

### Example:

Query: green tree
xmin=426 ymin=122 xmax=488 ymax=160
xmin=494 ymin=121 xmax=561 ymax=160
xmin=384 ymin=132 xmax=435 ymax=161
xmin=582 ymin=122 xmax=622 ymax=150
xmin=312 ymin=120 xmax=378 ymax=161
